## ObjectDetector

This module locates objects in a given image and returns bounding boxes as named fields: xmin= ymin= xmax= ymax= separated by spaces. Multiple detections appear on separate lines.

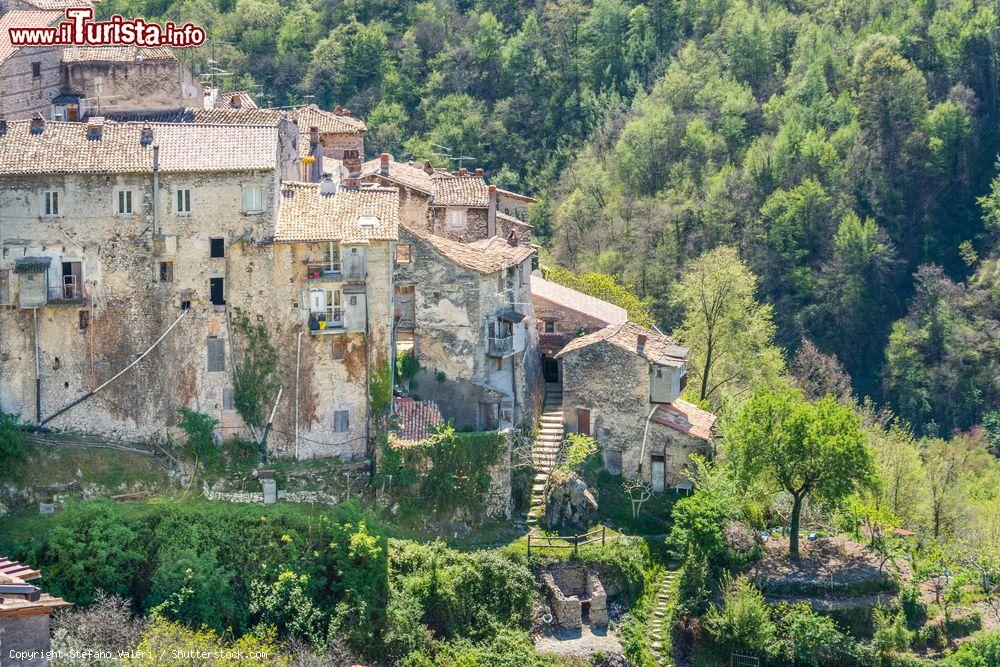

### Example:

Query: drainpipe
xmin=152 ymin=146 xmax=160 ymax=237
xmin=33 ymin=308 xmax=41 ymax=423
xmin=636 ymin=404 xmax=658 ymax=476
xmin=364 ymin=279 xmax=372 ymax=463
xmin=294 ymin=329 xmax=303 ymax=459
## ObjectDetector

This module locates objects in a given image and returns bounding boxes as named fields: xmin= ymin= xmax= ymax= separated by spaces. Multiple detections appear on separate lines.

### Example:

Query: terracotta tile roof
xmin=219 ymin=90 xmax=258 ymax=109
xmin=497 ymin=210 xmax=533 ymax=229
xmin=432 ymin=175 xmax=490 ymax=207
xmin=295 ymin=105 xmax=366 ymax=133
xmin=531 ymin=275 xmax=627 ymax=326
xmin=404 ymin=223 xmax=533 ymax=274
xmin=556 ymin=321 xmax=688 ymax=367
xmin=392 ymin=397 xmax=444 ymax=446
xmin=360 ymin=156 xmax=446 ymax=194
xmin=496 ymin=187 xmax=537 ymax=203
xmin=274 ymin=182 xmax=399 ymax=244
xmin=62 ymin=45 xmax=177 ymax=62
xmin=0 ymin=10 xmax=62 ymax=63
xmin=0 ymin=557 xmax=40 ymax=583
xmin=0 ymin=120 xmax=279 ymax=174
xmin=651 ymin=399 xmax=716 ymax=441
xmin=19 ymin=0 xmax=90 ymax=9
xmin=0 ymin=557 xmax=71 ymax=616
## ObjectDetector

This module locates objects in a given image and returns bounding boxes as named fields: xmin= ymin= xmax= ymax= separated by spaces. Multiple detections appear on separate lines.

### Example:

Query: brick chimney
xmin=309 ymin=125 xmax=319 ymax=147
xmin=487 ymin=184 xmax=498 ymax=237
xmin=458 ymin=167 xmax=468 ymax=176
xmin=230 ymin=94 xmax=242 ymax=109
xmin=333 ymin=105 xmax=344 ymax=115
xmin=343 ymin=149 xmax=361 ymax=176
xmin=637 ymin=334 xmax=648 ymax=351
xmin=140 ymin=122 xmax=154 ymax=146
xmin=475 ymin=167 xmax=484 ymax=178
xmin=423 ymin=160 xmax=434 ymax=175
xmin=380 ymin=152 xmax=390 ymax=176
xmin=86 ymin=117 xmax=104 ymax=140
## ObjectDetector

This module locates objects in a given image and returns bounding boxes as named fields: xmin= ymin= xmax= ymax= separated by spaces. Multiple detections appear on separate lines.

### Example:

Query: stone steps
xmin=647 ymin=570 xmax=679 ymax=666
xmin=525 ymin=390 xmax=566 ymax=531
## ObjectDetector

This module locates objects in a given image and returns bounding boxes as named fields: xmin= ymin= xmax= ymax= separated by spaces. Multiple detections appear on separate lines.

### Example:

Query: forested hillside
xmin=98 ymin=0 xmax=1000 ymax=434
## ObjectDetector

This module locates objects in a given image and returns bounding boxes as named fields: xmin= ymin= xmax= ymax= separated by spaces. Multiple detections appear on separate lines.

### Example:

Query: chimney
xmin=379 ymin=152 xmax=390 ymax=176
xmin=423 ymin=160 xmax=434 ymax=175
xmin=343 ymin=149 xmax=361 ymax=176
xmin=342 ymin=176 xmax=360 ymax=189
xmin=230 ymin=94 xmax=242 ymax=109
xmin=319 ymin=177 xmax=338 ymax=196
xmin=475 ymin=167 xmax=484 ymax=178
xmin=487 ymin=184 xmax=498 ymax=237
xmin=86 ymin=116 xmax=104 ymax=140
xmin=0 ymin=117 xmax=7 ymax=136
xmin=309 ymin=125 xmax=319 ymax=147
xmin=506 ymin=229 xmax=518 ymax=247
xmin=637 ymin=334 xmax=648 ymax=351
xmin=458 ymin=167 xmax=468 ymax=176
xmin=333 ymin=105 xmax=344 ymax=115
xmin=30 ymin=117 xmax=44 ymax=134
xmin=140 ymin=122 xmax=154 ymax=146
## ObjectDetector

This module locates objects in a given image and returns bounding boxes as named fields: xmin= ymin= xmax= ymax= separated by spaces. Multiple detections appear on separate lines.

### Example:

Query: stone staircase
xmin=527 ymin=384 xmax=564 ymax=527
xmin=649 ymin=569 xmax=679 ymax=665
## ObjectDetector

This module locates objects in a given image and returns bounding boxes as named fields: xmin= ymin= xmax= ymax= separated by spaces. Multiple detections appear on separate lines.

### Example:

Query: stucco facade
xmin=62 ymin=55 xmax=204 ymax=117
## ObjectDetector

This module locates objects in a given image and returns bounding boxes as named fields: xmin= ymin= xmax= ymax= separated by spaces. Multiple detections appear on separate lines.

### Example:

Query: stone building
xmin=556 ymin=322 xmax=715 ymax=491
xmin=0 ymin=9 xmax=63 ymax=120
xmin=531 ymin=273 xmax=627 ymax=383
xmin=0 ymin=557 xmax=71 ymax=667
xmin=394 ymin=223 xmax=543 ymax=429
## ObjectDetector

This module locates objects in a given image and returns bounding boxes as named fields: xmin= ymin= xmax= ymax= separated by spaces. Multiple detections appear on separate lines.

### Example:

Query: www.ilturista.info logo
xmin=8 ymin=8 xmax=206 ymax=49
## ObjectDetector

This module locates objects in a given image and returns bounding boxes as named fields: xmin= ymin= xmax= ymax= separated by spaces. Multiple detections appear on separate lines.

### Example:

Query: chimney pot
xmin=475 ymin=167 xmax=484 ymax=177
xmin=230 ymin=94 xmax=242 ymax=109
xmin=423 ymin=160 xmax=434 ymax=175
xmin=343 ymin=149 xmax=361 ymax=176
xmin=86 ymin=116 xmax=104 ymax=140
xmin=637 ymin=334 xmax=648 ymax=348
xmin=458 ymin=167 xmax=468 ymax=176
xmin=488 ymin=184 xmax=497 ymax=195
xmin=334 ymin=105 xmax=343 ymax=115
xmin=379 ymin=152 xmax=390 ymax=176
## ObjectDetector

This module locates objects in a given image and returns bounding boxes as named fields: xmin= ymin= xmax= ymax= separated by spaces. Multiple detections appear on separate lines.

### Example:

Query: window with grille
xmin=116 ymin=189 xmax=133 ymax=215
xmin=243 ymin=185 xmax=262 ymax=213
xmin=175 ymin=188 xmax=191 ymax=213
xmin=222 ymin=387 xmax=235 ymax=410
xmin=207 ymin=336 xmax=225 ymax=372
xmin=43 ymin=190 xmax=59 ymax=216
xmin=333 ymin=410 xmax=350 ymax=433
xmin=159 ymin=262 xmax=173 ymax=283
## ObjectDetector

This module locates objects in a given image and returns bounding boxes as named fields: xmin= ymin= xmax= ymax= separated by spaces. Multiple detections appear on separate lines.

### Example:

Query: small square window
xmin=31 ymin=61 xmax=41 ymax=78
xmin=209 ymin=277 xmax=225 ymax=305
xmin=180 ymin=299 xmax=191 ymax=311
xmin=78 ymin=310 xmax=90 ymax=332
xmin=395 ymin=244 xmax=411 ymax=264
xmin=43 ymin=190 xmax=59 ymax=216
xmin=116 ymin=189 xmax=133 ymax=215
xmin=350 ymin=295 xmax=357 ymax=305
xmin=159 ymin=261 xmax=173 ymax=283
xmin=544 ymin=321 xmax=555 ymax=333
xmin=333 ymin=410 xmax=350 ymax=433
xmin=209 ymin=237 xmax=225 ymax=258
xmin=175 ymin=188 xmax=191 ymax=214
xmin=243 ymin=185 xmax=262 ymax=213
xmin=448 ymin=209 xmax=467 ymax=232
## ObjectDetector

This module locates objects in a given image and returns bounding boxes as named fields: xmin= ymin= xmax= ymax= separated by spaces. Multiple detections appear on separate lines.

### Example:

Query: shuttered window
xmin=333 ymin=410 xmax=349 ymax=433
xmin=207 ymin=336 xmax=225 ymax=372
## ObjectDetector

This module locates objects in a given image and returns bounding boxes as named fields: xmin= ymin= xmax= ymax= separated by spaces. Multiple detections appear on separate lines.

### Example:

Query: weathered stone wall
xmin=429 ymin=206 xmax=489 ymax=242
xmin=0 ymin=613 xmax=53 ymax=667
xmin=319 ymin=132 xmax=364 ymax=160
xmin=534 ymin=295 xmax=612 ymax=340
xmin=560 ymin=341 xmax=708 ymax=486
xmin=0 ymin=42 xmax=63 ymax=120
xmin=64 ymin=59 xmax=204 ymax=116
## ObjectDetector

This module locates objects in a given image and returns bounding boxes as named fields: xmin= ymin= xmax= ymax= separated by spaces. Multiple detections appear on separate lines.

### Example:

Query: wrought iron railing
xmin=488 ymin=335 xmax=514 ymax=356
xmin=48 ymin=283 xmax=87 ymax=303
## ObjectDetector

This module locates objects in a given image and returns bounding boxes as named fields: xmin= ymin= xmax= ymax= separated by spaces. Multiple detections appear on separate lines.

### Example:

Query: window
xmin=679 ymin=371 xmax=687 ymax=393
xmin=209 ymin=277 xmax=225 ymax=305
xmin=158 ymin=261 xmax=173 ymax=283
xmin=209 ymin=237 xmax=225 ymax=258
xmin=207 ymin=336 xmax=225 ymax=372
xmin=395 ymin=244 xmax=411 ymax=264
xmin=243 ymin=185 xmax=262 ymax=213
xmin=447 ymin=208 xmax=467 ymax=232
xmin=78 ymin=310 xmax=90 ymax=331
xmin=180 ymin=299 xmax=191 ymax=311
xmin=222 ymin=387 xmax=235 ymax=410
xmin=332 ymin=339 xmax=344 ymax=360
xmin=43 ymin=190 xmax=59 ymax=216
xmin=544 ymin=321 xmax=555 ymax=333
xmin=116 ymin=189 xmax=133 ymax=215
xmin=31 ymin=61 xmax=41 ymax=78
xmin=175 ymin=188 xmax=191 ymax=214
xmin=333 ymin=410 xmax=350 ymax=433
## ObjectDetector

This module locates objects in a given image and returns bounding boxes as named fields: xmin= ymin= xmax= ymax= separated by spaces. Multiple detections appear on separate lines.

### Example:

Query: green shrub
xmin=900 ymin=583 xmax=927 ymax=629
xmin=396 ymin=349 xmax=421 ymax=386
xmin=0 ymin=410 xmax=30 ymax=480
xmin=249 ymin=570 xmax=327 ymax=645
xmin=703 ymin=577 xmax=776 ymax=659
xmin=176 ymin=407 xmax=220 ymax=470
xmin=943 ymin=629 xmax=1000 ymax=666
xmin=777 ymin=602 xmax=849 ymax=666
xmin=871 ymin=606 xmax=912 ymax=660
xmin=555 ymin=432 xmax=597 ymax=474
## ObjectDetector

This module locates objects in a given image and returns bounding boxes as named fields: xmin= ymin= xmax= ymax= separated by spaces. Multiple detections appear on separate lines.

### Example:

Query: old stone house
xmin=0 ymin=558 xmax=70 ymax=667
xmin=394 ymin=223 xmax=543 ymax=429
xmin=556 ymin=322 xmax=715 ymax=491
xmin=0 ymin=9 xmax=63 ymax=120
xmin=531 ymin=273 xmax=627 ymax=383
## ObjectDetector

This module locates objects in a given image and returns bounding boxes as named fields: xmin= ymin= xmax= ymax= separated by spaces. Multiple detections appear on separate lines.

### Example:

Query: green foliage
xmin=546 ymin=267 xmax=654 ymax=326
xmin=942 ymin=629 xmax=1000 ymax=666
xmin=129 ymin=617 xmax=286 ymax=666
xmin=396 ymin=349 xmax=421 ymax=387
xmin=727 ymin=388 xmax=874 ymax=558
xmin=175 ymin=407 xmax=220 ymax=469
xmin=230 ymin=308 xmax=280 ymax=434
xmin=0 ymin=410 xmax=30 ymax=481
xmin=871 ymin=606 xmax=913 ymax=660
xmin=369 ymin=357 xmax=393 ymax=428
xmin=382 ymin=424 xmax=504 ymax=516
xmin=249 ymin=570 xmax=326 ymax=645
xmin=704 ymin=577 xmax=776 ymax=659
xmin=402 ymin=627 xmax=560 ymax=667
xmin=555 ymin=432 xmax=597 ymax=475
xmin=776 ymin=602 xmax=849 ymax=667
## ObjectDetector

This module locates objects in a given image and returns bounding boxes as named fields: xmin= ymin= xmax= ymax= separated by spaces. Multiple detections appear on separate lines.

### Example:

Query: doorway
xmin=651 ymin=455 xmax=665 ymax=493
xmin=541 ymin=353 xmax=559 ymax=383
xmin=576 ymin=408 xmax=590 ymax=435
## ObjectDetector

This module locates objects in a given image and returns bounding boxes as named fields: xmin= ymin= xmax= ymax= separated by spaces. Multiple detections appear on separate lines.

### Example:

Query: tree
xmin=727 ymin=388 xmax=874 ymax=558
xmin=0 ymin=410 xmax=29 ymax=481
xmin=546 ymin=267 xmax=654 ymax=325
xmin=673 ymin=246 xmax=785 ymax=406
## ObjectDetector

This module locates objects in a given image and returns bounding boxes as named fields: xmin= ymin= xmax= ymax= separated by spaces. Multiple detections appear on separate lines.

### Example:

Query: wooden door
xmin=651 ymin=456 xmax=665 ymax=493
xmin=577 ymin=408 xmax=590 ymax=435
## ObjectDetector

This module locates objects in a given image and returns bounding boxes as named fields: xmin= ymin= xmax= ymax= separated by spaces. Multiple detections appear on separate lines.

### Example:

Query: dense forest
xmin=96 ymin=0 xmax=1000 ymax=434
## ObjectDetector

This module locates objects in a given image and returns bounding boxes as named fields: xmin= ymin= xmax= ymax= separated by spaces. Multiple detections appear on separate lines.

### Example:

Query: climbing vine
xmin=230 ymin=308 xmax=280 ymax=442
xmin=380 ymin=423 xmax=504 ymax=516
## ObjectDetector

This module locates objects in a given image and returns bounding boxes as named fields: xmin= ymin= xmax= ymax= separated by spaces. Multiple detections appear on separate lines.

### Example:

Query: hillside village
xmin=2 ymin=2 xmax=1000 ymax=667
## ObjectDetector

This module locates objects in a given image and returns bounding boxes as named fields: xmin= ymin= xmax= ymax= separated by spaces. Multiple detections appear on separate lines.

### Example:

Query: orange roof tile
xmin=556 ymin=322 xmax=687 ymax=367
xmin=651 ymin=399 xmax=716 ymax=441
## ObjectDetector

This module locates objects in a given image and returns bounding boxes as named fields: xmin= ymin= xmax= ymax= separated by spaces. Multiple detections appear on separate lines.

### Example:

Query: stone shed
xmin=0 ymin=558 xmax=71 ymax=667
xmin=541 ymin=565 xmax=609 ymax=629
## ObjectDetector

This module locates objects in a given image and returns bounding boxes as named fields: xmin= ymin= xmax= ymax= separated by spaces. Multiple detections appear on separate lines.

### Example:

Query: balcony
xmin=309 ymin=309 xmax=345 ymax=334
xmin=306 ymin=261 xmax=343 ymax=281
xmin=487 ymin=335 xmax=514 ymax=357
xmin=48 ymin=283 xmax=88 ymax=305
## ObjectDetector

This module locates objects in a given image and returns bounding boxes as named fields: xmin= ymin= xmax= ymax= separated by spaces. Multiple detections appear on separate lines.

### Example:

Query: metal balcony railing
xmin=48 ymin=283 xmax=88 ymax=304
xmin=488 ymin=335 xmax=514 ymax=357
xmin=306 ymin=261 xmax=342 ymax=280
xmin=309 ymin=309 xmax=345 ymax=333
